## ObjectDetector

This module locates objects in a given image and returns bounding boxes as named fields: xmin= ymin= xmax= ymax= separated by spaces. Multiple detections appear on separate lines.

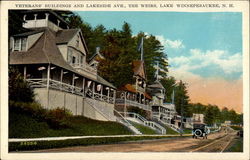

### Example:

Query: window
xmin=76 ymin=35 xmax=79 ymax=48
xmin=14 ymin=37 xmax=27 ymax=51
xmin=72 ymin=56 xmax=76 ymax=64
xmin=67 ymin=49 xmax=72 ymax=63
xmin=80 ymin=55 xmax=83 ymax=64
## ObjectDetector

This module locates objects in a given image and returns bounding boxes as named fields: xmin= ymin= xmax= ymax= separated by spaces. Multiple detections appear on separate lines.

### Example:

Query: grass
xmin=224 ymin=137 xmax=243 ymax=152
xmin=230 ymin=126 xmax=243 ymax=131
xmin=182 ymin=128 xmax=192 ymax=134
xmin=128 ymin=121 xmax=158 ymax=134
xmin=9 ymin=102 xmax=132 ymax=138
xmin=159 ymin=124 xmax=179 ymax=135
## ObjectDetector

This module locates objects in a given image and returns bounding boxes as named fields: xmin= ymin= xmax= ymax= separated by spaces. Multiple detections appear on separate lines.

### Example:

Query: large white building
xmin=9 ymin=10 xmax=117 ymax=121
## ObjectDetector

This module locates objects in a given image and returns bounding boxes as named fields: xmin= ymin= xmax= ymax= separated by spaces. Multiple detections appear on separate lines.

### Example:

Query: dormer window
xmin=14 ymin=37 xmax=27 ymax=51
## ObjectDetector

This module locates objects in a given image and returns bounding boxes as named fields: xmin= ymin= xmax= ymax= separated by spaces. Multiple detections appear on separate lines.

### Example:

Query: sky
xmin=76 ymin=11 xmax=243 ymax=113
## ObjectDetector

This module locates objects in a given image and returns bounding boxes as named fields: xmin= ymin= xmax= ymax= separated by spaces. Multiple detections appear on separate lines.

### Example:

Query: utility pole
xmin=180 ymin=80 xmax=184 ymax=136
xmin=180 ymin=96 xmax=184 ymax=136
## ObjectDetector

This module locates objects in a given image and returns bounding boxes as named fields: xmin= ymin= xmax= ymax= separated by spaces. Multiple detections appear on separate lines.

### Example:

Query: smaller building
xmin=192 ymin=114 xmax=205 ymax=124
xmin=115 ymin=60 xmax=152 ymax=119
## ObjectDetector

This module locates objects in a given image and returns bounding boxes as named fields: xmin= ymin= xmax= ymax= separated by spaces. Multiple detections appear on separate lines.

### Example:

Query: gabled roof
xmin=148 ymin=80 xmax=165 ymax=89
xmin=56 ymin=29 xmax=89 ymax=55
xmin=97 ymin=75 xmax=116 ymax=89
xmin=88 ymin=52 xmax=105 ymax=63
xmin=56 ymin=29 xmax=79 ymax=44
xmin=144 ymin=92 xmax=152 ymax=100
xmin=132 ymin=60 xmax=146 ymax=79
xmin=10 ymin=28 xmax=76 ymax=72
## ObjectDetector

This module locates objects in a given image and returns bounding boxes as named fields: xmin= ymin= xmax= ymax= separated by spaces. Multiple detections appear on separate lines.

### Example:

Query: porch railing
xmin=115 ymin=98 xmax=151 ymax=111
xmin=86 ymin=88 xmax=115 ymax=104
xmin=26 ymin=78 xmax=114 ymax=104
xmin=152 ymin=114 xmax=181 ymax=133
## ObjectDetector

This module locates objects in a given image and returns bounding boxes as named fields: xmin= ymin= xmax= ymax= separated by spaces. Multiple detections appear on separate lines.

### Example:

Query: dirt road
xmin=28 ymin=127 xmax=237 ymax=152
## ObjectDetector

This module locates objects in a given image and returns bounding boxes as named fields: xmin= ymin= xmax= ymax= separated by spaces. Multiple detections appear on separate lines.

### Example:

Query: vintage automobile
xmin=192 ymin=123 xmax=210 ymax=139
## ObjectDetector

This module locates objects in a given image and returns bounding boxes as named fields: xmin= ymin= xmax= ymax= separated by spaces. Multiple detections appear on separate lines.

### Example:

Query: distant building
xmin=222 ymin=120 xmax=232 ymax=126
xmin=9 ymin=10 xmax=116 ymax=121
xmin=192 ymin=114 xmax=205 ymax=124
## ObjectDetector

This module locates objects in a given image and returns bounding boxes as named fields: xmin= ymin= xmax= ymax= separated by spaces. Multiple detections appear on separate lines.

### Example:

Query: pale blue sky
xmin=76 ymin=11 xmax=242 ymax=81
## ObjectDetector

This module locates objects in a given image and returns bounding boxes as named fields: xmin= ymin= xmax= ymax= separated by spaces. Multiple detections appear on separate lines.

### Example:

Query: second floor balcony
xmin=115 ymin=98 xmax=151 ymax=111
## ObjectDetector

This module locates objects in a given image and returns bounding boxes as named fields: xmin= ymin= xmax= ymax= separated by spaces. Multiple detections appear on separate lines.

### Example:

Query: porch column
xmin=45 ymin=13 xmax=49 ymax=26
xmin=60 ymin=69 xmax=63 ymax=90
xmin=82 ymin=77 xmax=85 ymax=97
xmin=72 ymin=73 xmax=75 ymax=93
xmin=124 ymin=91 xmax=127 ymax=116
xmin=92 ymin=81 xmax=95 ymax=99
xmin=135 ymin=77 xmax=138 ymax=91
xmin=34 ymin=14 xmax=37 ymax=27
xmin=107 ymin=87 xmax=110 ymax=103
xmin=46 ymin=64 xmax=51 ymax=109
xmin=23 ymin=66 xmax=27 ymax=80
xmin=100 ymin=85 xmax=103 ymax=100
xmin=113 ymin=90 xmax=116 ymax=104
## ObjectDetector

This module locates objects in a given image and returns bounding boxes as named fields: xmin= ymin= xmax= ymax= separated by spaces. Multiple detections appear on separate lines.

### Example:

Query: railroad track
xmin=189 ymin=129 xmax=237 ymax=152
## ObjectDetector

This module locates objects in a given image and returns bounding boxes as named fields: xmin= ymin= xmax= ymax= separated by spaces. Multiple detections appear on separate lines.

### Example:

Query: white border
xmin=1 ymin=1 xmax=249 ymax=160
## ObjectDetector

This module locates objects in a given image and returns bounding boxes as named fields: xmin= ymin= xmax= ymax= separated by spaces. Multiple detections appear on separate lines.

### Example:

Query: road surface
xmin=27 ymin=127 xmax=237 ymax=152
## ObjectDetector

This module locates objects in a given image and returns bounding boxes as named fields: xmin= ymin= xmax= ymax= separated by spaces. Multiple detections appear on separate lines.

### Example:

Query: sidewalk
xmin=9 ymin=134 xmax=192 ymax=142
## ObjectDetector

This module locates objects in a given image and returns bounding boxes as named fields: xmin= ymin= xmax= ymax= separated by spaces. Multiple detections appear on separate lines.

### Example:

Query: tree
xmin=160 ymin=76 xmax=176 ymax=103
xmin=204 ymin=105 xmax=214 ymax=125
xmin=8 ymin=10 xmax=29 ymax=36
xmin=173 ymin=80 xmax=191 ymax=117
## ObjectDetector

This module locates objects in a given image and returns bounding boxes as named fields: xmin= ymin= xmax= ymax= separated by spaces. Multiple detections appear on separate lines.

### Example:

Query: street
xmin=26 ymin=127 xmax=237 ymax=153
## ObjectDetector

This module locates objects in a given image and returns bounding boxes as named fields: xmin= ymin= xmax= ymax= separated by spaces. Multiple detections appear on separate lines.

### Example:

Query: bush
xmin=127 ymin=106 xmax=148 ymax=118
xmin=230 ymin=126 xmax=243 ymax=131
xmin=9 ymin=102 xmax=133 ymax=138
xmin=9 ymin=67 xmax=34 ymax=102
xmin=9 ymin=101 xmax=73 ymax=130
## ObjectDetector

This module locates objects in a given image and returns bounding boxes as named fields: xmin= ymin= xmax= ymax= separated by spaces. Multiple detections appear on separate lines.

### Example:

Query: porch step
xmin=114 ymin=110 xmax=142 ymax=135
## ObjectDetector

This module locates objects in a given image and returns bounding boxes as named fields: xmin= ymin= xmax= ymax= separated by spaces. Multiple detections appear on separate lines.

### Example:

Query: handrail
xmin=114 ymin=110 xmax=142 ymax=135
xmin=120 ymin=112 xmax=166 ymax=134
xmin=154 ymin=117 xmax=181 ymax=133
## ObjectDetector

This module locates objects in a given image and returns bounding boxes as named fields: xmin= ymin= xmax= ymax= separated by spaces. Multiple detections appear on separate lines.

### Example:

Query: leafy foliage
xmin=188 ymin=103 xmax=243 ymax=125
xmin=8 ymin=10 xmax=29 ymax=36
xmin=9 ymin=67 xmax=34 ymax=102
xmin=65 ymin=13 xmax=168 ymax=87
